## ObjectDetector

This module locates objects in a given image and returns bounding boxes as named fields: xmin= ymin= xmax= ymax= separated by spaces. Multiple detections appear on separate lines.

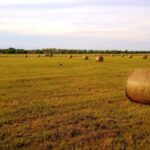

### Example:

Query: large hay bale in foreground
xmin=125 ymin=69 xmax=150 ymax=105
xmin=143 ymin=55 xmax=148 ymax=59
xmin=82 ymin=56 xmax=89 ymax=60
xmin=68 ymin=55 xmax=72 ymax=58
xmin=96 ymin=56 xmax=103 ymax=62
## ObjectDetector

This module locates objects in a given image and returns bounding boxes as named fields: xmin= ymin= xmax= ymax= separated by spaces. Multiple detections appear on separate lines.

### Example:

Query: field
xmin=0 ymin=54 xmax=150 ymax=150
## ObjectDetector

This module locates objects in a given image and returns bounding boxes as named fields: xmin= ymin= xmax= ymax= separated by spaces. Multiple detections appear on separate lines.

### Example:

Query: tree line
xmin=0 ymin=47 xmax=150 ymax=54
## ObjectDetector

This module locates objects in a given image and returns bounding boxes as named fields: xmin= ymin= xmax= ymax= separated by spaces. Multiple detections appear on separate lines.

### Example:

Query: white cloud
xmin=0 ymin=1 xmax=150 ymax=49
xmin=0 ymin=0 xmax=55 ymax=4
xmin=0 ymin=0 xmax=85 ymax=5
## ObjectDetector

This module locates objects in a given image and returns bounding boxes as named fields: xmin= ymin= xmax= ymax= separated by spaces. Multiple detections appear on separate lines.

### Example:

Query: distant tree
xmin=6 ymin=47 xmax=16 ymax=54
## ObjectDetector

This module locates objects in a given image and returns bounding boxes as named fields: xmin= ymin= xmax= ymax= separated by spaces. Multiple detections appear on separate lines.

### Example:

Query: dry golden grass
xmin=0 ymin=54 xmax=150 ymax=150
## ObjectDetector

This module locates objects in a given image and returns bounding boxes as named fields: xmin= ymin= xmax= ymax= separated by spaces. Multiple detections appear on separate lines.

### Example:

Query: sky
xmin=0 ymin=0 xmax=150 ymax=50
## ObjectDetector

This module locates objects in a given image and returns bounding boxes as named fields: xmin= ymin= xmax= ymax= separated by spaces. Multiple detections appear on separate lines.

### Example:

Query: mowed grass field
xmin=0 ymin=54 xmax=150 ymax=150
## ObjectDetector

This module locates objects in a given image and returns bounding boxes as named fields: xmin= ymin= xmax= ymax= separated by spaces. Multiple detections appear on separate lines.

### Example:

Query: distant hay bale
xmin=128 ymin=55 xmax=133 ymax=58
xmin=49 ymin=53 xmax=53 ymax=57
xmin=143 ymin=55 xmax=148 ymax=59
xmin=96 ymin=56 xmax=103 ymax=62
xmin=24 ymin=55 xmax=28 ymax=58
xmin=38 ymin=55 xmax=40 ymax=57
xmin=111 ymin=54 xmax=114 ymax=57
xmin=125 ymin=69 xmax=150 ymax=105
xmin=45 ymin=54 xmax=49 ymax=57
xmin=68 ymin=55 xmax=72 ymax=58
xmin=121 ymin=54 xmax=125 ymax=57
xmin=82 ymin=56 xmax=89 ymax=60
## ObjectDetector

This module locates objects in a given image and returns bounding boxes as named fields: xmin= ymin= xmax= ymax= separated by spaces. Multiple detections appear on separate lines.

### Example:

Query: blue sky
xmin=0 ymin=0 xmax=150 ymax=50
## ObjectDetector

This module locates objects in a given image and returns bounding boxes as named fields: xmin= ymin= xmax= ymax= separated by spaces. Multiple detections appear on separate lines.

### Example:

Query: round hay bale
xmin=38 ymin=55 xmax=40 ymax=57
xmin=24 ymin=55 xmax=28 ymax=58
xmin=111 ymin=54 xmax=114 ymax=57
xmin=68 ymin=55 xmax=72 ymax=58
xmin=82 ymin=56 xmax=89 ymax=60
xmin=128 ymin=55 xmax=133 ymax=58
xmin=121 ymin=54 xmax=125 ymax=57
xmin=142 ymin=55 xmax=148 ymax=59
xmin=96 ymin=56 xmax=103 ymax=62
xmin=45 ymin=54 xmax=49 ymax=57
xmin=125 ymin=69 xmax=150 ymax=105
xmin=49 ymin=54 xmax=53 ymax=57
